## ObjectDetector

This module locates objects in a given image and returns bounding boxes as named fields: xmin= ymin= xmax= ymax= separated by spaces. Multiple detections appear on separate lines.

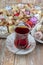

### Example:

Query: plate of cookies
xmin=31 ymin=20 xmax=43 ymax=43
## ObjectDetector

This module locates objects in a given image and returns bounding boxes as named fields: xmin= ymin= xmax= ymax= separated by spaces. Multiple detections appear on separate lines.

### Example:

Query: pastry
xmin=8 ymin=25 xmax=15 ymax=33
xmin=36 ymin=24 xmax=41 ymax=31
xmin=18 ymin=11 xmax=24 ymax=19
xmin=40 ymin=25 xmax=43 ymax=33
xmin=37 ymin=23 xmax=43 ymax=33
xmin=0 ymin=9 xmax=3 ymax=14
xmin=12 ymin=9 xmax=20 ymax=20
xmin=4 ymin=6 xmax=12 ymax=16
xmin=0 ymin=15 xmax=6 ymax=26
xmin=6 ymin=16 xmax=13 ymax=25
xmin=34 ymin=31 xmax=43 ymax=40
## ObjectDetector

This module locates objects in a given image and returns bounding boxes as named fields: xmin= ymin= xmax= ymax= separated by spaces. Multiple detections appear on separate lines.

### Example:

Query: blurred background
xmin=0 ymin=0 xmax=43 ymax=8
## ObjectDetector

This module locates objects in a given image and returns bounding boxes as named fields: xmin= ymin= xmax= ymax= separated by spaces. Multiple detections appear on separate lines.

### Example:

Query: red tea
xmin=15 ymin=26 xmax=29 ymax=34
xmin=14 ymin=26 xmax=29 ymax=49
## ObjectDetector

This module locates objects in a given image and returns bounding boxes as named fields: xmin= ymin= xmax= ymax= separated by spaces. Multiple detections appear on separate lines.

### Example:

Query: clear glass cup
xmin=14 ymin=21 xmax=31 ymax=49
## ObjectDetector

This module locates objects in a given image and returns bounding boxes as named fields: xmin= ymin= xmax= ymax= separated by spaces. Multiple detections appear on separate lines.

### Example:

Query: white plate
xmin=6 ymin=33 xmax=36 ymax=55
xmin=31 ymin=23 xmax=43 ymax=43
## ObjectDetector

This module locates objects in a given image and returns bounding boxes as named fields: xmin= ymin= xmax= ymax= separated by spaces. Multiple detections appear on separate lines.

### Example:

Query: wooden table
xmin=0 ymin=39 xmax=43 ymax=65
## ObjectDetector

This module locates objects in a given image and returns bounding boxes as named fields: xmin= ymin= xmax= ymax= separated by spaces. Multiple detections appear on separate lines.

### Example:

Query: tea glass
xmin=14 ymin=25 xmax=30 ymax=49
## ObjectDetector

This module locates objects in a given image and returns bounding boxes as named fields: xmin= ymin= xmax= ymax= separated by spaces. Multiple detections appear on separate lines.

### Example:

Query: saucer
xmin=6 ymin=33 xmax=36 ymax=55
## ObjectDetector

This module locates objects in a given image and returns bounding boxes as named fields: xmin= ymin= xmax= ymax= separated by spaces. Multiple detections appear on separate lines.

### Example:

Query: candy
xmin=26 ymin=20 xmax=33 ymax=27
xmin=24 ymin=10 xmax=30 ymax=15
xmin=34 ymin=14 xmax=41 ymax=20
xmin=5 ymin=6 xmax=12 ymax=11
xmin=30 ymin=16 xmax=38 ymax=25
xmin=35 ymin=6 xmax=41 ymax=10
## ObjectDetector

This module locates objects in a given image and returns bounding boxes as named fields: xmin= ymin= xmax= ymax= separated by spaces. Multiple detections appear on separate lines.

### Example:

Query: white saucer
xmin=31 ymin=23 xmax=43 ymax=43
xmin=6 ymin=33 xmax=36 ymax=55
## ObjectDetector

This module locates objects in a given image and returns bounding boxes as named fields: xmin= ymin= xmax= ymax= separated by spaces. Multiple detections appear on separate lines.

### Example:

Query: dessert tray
xmin=0 ymin=3 xmax=42 ymax=38
xmin=6 ymin=33 xmax=36 ymax=55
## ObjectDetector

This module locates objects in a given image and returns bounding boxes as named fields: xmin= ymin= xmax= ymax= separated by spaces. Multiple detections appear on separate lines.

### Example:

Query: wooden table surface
xmin=0 ymin=39 xmax=43 ymax=65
